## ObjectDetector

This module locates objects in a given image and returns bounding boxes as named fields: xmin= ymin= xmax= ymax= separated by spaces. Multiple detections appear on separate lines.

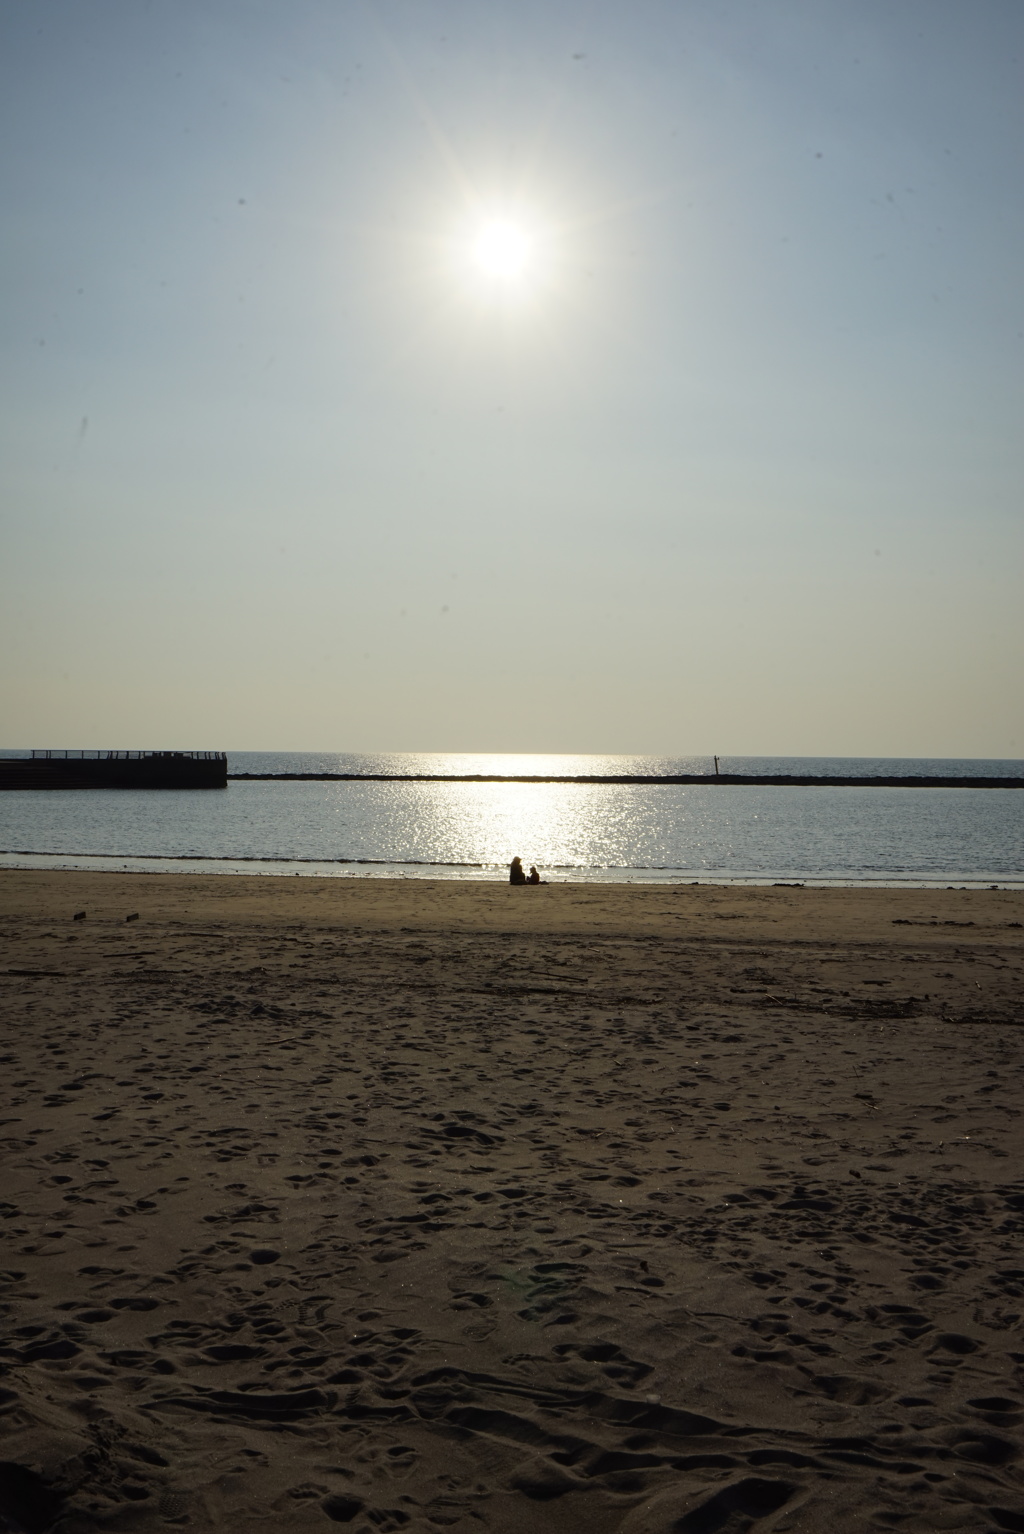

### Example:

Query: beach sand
xmin=1 ymin=870 xmax=1022 ymax=1532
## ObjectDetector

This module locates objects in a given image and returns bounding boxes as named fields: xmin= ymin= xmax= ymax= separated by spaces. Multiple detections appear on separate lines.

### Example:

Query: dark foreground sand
xmin=1 ymin=871 xmax=1023 ymax=1533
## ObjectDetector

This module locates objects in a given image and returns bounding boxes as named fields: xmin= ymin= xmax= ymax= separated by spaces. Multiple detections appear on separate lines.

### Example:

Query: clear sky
xmin=2 ymin=0 xmax=1021 ymax=756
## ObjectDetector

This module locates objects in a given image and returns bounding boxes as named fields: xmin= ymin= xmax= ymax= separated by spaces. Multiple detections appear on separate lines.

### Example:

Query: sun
xmin=471 ymin=219 xmax=533 ymax=280
xmin=440 ymin=205 xmax=552 ymax=307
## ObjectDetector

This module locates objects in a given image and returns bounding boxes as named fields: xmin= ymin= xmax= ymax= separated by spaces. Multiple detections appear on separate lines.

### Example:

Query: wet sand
xmin=1 ymin=870 xmax=1023 ymax=1532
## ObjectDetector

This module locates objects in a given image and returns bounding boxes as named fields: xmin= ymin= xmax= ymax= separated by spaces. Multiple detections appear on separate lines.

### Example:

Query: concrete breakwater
xmin=227 ymin=771 xmax=1024 ymax=788
xmin=0 ymin=752 xmax=227 ymax=789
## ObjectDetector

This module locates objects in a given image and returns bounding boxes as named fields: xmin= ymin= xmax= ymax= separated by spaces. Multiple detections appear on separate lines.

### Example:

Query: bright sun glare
xmin=470 ymin=219 xmax=534 ymax=281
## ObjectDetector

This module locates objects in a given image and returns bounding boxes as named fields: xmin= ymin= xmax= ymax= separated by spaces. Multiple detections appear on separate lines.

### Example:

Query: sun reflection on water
xmin=348 ymin=780 xmax=691 ymax=871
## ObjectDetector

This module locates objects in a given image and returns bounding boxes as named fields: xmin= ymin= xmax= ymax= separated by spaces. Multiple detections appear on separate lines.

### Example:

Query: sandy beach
xmin=1 ymin=870 xmax=1022 ymax=1533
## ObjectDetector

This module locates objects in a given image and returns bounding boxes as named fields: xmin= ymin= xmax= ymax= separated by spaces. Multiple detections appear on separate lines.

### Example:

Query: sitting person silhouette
xmin=528 ymin=865 xmax=542 ymax=884
xmin=509 ymin=857 xmax=527 ymax=885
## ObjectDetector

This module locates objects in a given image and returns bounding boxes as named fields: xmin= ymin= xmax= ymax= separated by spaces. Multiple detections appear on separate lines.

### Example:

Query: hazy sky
xmin=2 ymin=0 xmax=1021 ymax=756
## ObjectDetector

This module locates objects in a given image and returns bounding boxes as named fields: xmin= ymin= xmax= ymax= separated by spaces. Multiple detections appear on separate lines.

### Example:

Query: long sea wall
xmin=227 ymin=772 xmax=1024 ymax=788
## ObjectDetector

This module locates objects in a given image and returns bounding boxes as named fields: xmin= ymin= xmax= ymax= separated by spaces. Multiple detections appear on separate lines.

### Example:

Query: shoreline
xmin=2 ymin=855 xmax=1022 ymax=889
xmin=2 ymin=870 xmax=1022 ymax=1531
xmin=4 ymin=865 xmax=1024 ymax=938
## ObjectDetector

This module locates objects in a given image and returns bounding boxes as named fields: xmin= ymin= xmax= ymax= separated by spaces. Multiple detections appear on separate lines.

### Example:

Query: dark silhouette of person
xmin=509 ymin=857 xmax=527 ymax=885
xmin=528 ymin=865 xmax=541 ymax=884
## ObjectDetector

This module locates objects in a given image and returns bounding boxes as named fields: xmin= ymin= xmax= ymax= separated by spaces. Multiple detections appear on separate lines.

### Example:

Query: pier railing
xmin=29 ymin=750 xmax=227 ymax=761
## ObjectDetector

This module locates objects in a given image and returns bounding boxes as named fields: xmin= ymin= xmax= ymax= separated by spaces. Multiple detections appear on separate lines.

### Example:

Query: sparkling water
xmin=1 ymin=753 xmax=1021 ymax=885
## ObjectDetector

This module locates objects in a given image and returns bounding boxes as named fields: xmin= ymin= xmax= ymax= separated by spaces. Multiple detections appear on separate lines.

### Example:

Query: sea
xmin=0 ymin=752 xmax=1022 ymax=887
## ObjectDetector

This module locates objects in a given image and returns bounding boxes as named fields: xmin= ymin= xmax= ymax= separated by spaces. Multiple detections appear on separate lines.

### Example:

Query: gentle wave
xmin=1 ymin=848 xmax=482 ymax=868
xmin=2 ymin=850 xmax=1022 ymax=888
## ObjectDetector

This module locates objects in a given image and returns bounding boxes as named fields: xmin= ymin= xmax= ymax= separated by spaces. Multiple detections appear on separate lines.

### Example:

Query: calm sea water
xmin=0 ymin=753 xmax=1021 ymax=886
